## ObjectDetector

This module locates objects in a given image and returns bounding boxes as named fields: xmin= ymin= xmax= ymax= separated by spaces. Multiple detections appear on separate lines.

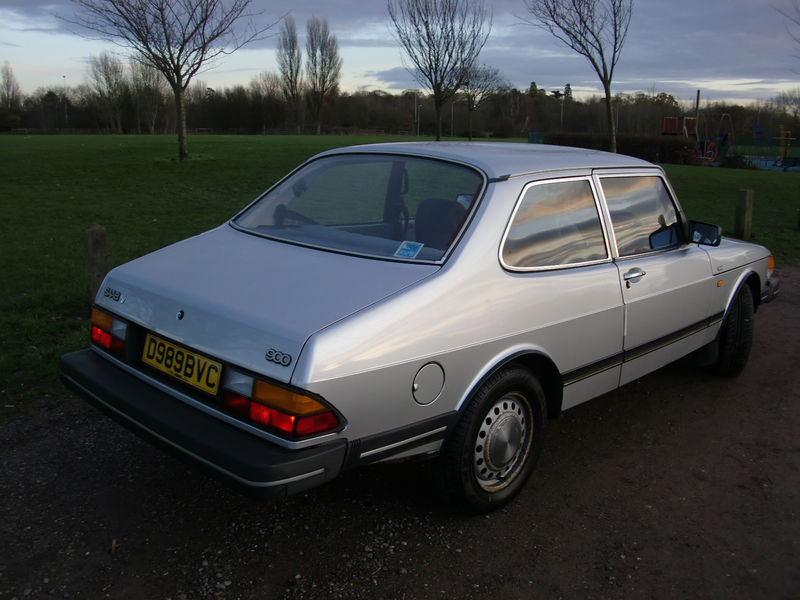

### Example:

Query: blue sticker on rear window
xmin=394 ymin=241 xmax=424 ymax=259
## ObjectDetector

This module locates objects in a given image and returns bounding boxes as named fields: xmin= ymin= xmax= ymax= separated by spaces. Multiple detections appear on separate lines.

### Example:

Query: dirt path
xmin=1 ymin=267 xmax=798 ymax=600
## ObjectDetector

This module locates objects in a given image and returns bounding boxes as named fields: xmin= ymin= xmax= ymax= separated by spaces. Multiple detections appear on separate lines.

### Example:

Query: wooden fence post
xmin=734 ymin=188 xmax=754 ymax=241
xmin=85 ymin=224 xmax=107 ymax=303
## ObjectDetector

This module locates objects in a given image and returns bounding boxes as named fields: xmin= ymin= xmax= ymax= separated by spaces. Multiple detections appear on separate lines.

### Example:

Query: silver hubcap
xmin=473 ymin=393 xmax=531 ymax=492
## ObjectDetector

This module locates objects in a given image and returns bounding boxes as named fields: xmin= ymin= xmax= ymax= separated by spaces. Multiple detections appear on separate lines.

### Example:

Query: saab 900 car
xmin=60 ymin=142 xmax=779 ymax=512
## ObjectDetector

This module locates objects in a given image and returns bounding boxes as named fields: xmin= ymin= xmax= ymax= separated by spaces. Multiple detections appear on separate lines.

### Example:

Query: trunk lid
xmin=97 ymin=225 xmax=438 ymax=383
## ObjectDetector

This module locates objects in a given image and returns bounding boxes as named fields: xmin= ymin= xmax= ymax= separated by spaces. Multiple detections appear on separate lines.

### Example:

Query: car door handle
xmin=623 ymin=268 xmax=646 ymax=287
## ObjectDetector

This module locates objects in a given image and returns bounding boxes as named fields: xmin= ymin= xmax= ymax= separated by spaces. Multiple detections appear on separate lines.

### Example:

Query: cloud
xmin=1 ymin=0 xmax=796 ymax=102
xmin=365 ymin=66 xmax=419 ymax=91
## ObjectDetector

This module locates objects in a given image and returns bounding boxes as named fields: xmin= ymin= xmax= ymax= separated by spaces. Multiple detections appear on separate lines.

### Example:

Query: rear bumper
xmin=60 ymin=349 xmax=346 ymax=499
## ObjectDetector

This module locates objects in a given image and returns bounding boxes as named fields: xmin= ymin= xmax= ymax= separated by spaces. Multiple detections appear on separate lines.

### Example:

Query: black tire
xmin=435 ymin=366 xmax=547 ymax=513
xmin=714 ymin=284 xmax=755 ymax=376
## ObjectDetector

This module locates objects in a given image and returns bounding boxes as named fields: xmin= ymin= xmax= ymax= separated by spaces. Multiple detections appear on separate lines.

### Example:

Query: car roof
xmin=318 ymin=141 xmax=656 ymax=180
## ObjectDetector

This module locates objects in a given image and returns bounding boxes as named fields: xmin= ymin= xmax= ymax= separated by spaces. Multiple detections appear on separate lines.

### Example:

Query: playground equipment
xmin=695 ymin=112 xmax=734 ymax=165
xmin=662 ymin=112 xmax=734 ymax=166
xmin=775 ymin=125 xmax=796 ymax=162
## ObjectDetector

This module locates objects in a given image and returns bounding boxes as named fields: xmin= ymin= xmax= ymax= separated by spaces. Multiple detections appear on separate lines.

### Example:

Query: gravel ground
xmin=1 ymin=266 xmax=798 ymax=600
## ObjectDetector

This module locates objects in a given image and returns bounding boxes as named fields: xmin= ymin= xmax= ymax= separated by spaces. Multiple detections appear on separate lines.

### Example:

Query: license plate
xmin=142 ymin=333 xmax=222 ymax=395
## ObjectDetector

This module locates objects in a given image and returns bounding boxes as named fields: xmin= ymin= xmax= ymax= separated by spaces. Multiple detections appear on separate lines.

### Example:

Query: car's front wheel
xmin=435 ymin=366 xmax=546 ymax=513
xmin=714 ymin=284 xmax=755 ymax=377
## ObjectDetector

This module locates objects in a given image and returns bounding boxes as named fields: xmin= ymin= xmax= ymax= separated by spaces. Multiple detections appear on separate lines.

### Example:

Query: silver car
xmin=61 ymin=142 xmax=779 ymax=512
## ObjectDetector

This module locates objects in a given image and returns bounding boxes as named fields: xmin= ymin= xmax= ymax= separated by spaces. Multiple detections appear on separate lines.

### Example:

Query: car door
xmin=500 ymin=175 xmax=624 ymax=409
xmin=596 ymin=172 xmax=715 ymax=385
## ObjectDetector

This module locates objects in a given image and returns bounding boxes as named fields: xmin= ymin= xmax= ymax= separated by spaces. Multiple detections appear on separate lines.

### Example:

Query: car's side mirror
xmin=688 ymin=220 xmax=722 ymax=246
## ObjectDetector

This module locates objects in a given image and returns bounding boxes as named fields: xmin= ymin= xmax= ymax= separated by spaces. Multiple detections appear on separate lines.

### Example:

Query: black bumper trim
xmin=344 ymin=412 xmax=457 ymax=469
xmin=60 ymin=349 xmax=346 ymax=499
xmin=761 ymin=275 xmax=780 ymax=304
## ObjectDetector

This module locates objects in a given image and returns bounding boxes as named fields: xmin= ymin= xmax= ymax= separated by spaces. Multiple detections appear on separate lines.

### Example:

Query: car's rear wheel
xmin=435 ymin=366 xmax=546 ymax=513
xmin=714 ymin=284 xmax=755 ymax=376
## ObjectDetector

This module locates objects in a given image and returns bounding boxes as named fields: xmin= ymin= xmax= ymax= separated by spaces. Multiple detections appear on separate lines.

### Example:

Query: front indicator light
xmin=767 ymin=255 xmax=775 ymax=279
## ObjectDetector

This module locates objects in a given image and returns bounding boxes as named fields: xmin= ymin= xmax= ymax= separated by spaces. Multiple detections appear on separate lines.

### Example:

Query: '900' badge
xmin=103 ymin=286 xmax=125 ymax=303
xmin=265 ymin=348 xmax=292 ymax=367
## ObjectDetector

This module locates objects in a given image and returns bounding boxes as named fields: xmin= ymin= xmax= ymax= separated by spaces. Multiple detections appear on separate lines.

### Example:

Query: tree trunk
xmin=434 ymin=101 xmax=443 ymax=141
xmin=604 ymin=82 xmax=616 ymax=153
xmin=311 ymin=96 xmax=322 ymax=135
xmin=172 ymin=85 xmax=188 ymax=160
xmin=468 ymin=108 xmax=474 ymax=141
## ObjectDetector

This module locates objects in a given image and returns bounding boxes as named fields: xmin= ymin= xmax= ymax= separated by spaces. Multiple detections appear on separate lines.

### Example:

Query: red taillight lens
xmin=296 ymin=412 xmax=340 ymax=437
xmin=221 ymin=379 xmax=339 ymax=438
xmin=269 ymin=409 xmax=297 ymax=434
xmin=90 ymin=309 xmax=126 ymax=357
xmin=222 ymin=391 xmax=250 ymax=418
xmin=249 ymin=401 xmax=273 ymax=425
xmin=91 ymin=325 xmax=112 ymax=348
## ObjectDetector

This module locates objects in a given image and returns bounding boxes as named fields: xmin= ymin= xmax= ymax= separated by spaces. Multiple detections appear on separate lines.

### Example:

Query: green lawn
xmin=664 ymin=164 xmax=800 ymax=263
xmin=1 ymin=134 xmax=798 ymax=410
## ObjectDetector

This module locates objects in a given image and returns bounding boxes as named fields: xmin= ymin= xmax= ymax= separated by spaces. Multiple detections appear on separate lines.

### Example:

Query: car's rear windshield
xmin=233 ymin=153 xmax=484 ymax=262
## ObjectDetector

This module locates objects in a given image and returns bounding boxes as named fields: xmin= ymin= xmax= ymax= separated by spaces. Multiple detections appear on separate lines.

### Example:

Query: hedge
xmin=542 ymin=132 xmax=697 ymax=165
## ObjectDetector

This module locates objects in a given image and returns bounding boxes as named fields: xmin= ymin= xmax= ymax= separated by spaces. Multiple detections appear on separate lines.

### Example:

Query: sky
xmin=1 ymin=0 xmax=799 ymax=107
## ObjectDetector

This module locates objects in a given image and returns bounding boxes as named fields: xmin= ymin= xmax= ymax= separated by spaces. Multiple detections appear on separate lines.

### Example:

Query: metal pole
xmin=63 ymin=75 xmax=68 ymax=128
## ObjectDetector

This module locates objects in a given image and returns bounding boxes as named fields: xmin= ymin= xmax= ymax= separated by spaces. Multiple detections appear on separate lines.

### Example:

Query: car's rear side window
xmin=600 ymin=176 xmax=683 ymax=256
xmin=232 ymin=154 xmax=483 ymax=262
xmin=502 ymin=178 xmax=608 ymax=269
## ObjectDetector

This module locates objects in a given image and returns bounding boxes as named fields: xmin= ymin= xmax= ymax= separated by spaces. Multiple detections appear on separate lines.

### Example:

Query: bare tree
xmin=305 ymin=17 xmax=342 ymax=135
xmin=251 ymin=71 xmax=283 ymax=98
xmin=776 ymin=87 xmax=800 ymax=120
xmin=277 ymin=15 xmax=304 ymax=133
xmin=70 ymin=0 xmax=276 ymax=159
xmin=387 ymin=0 xmax=491 ymax=140
xmin=523 ymin=0 xmax=632 ymax=152
xmin=250 ymin=71 xmax=286 ymax=132
xmin=1 ymin=62 xmax=23 ymax=112
xmin=777 ymin=0 xmax=800 ymax=58
xmin=89 ymin=52 xmax=127 ymax=133
xmin=130 ymin=61 xmax=168 ymax=133
xmin=462 ymin=64 xmax=504 ymax=140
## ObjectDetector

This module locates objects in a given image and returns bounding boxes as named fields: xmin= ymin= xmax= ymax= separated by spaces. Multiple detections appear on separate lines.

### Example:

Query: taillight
xmin=221 ymin=379 xmax=340 ymax=438
xmin=90 ymin=307 xmax=127 ymax=357
xmin=295 ymin=412 xmax=340 ymax=436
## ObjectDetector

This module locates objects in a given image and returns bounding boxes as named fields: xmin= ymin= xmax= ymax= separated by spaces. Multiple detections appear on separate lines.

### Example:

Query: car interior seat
xmin=415 ymin=198 xmax=467 ymax=250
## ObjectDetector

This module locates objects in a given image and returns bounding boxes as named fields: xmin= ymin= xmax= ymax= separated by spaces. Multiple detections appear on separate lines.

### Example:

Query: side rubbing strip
xmin=562 ymin=354 xmax=623 ymax=386
xmin=563 ymin=314 xmax=723 ymax=387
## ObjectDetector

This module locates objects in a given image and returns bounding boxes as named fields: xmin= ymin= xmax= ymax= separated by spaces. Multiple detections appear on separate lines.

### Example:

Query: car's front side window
xmin=600 ymin=175 xmax=683 ymax=256
xmin=501 ymin=178 xmax=609 ymax=270
xmin=232 ymin=154 xmax=483 ymax=262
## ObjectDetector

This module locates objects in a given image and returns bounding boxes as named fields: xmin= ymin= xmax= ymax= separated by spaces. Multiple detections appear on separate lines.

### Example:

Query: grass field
xmin=663 ymin=164 xmax=800 ymax=261
xmin=1 ymin=134 xmax=798 ymax=409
